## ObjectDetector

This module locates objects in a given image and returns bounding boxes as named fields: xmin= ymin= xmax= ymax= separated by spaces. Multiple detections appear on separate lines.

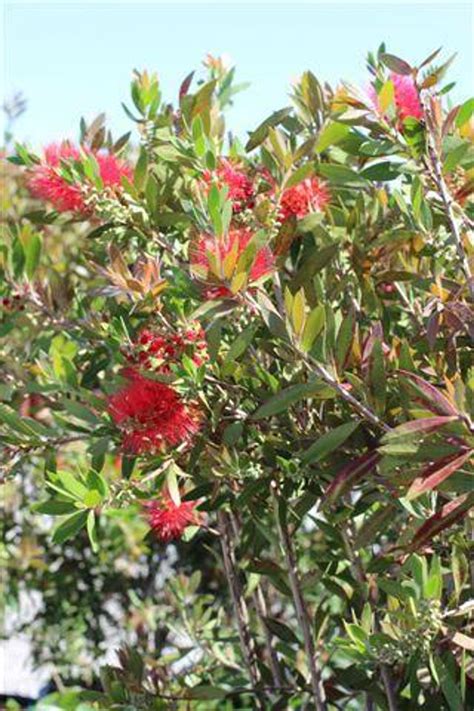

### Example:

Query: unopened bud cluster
xmin=373 ymin=600 xmax=443 ymax=665
xmin=84 ymin=187 xmax=137 ymax=225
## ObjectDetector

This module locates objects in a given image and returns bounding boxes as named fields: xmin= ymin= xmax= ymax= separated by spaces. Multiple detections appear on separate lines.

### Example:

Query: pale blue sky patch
xmin=3 ymin=1 xmax=473 ymax=147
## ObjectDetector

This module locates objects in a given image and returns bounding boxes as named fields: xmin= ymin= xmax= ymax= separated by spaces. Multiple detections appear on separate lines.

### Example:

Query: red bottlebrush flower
xmin=107 ymin=369 xmax=200 ymax=454
xmin=26 ymin=141 xmax=131 ymax=214
xmin=146 ymin=492 xmax=201 ymax=543
xmin=391 ymin=73 xmax=423 ymax=122
xmin=202 ymin=159 xmax=255 ymax=213
xmin=279 ymin=177 xmax=330 ymax=221
xmin=128 ymin=322 xmax=209 ymax=373
xmin=191 ymin=227 xmax=275 ymax=299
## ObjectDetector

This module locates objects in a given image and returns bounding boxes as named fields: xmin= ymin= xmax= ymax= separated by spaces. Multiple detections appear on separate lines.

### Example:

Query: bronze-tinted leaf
xmin=407 ymin=450 xmax=473 ymax=499
xmin=408 ymin=493 xmax=474 ymax=551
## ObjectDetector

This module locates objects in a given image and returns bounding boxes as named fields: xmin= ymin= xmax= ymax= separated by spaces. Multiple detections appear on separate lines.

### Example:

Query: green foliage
xmin=1 ymin=48 xmax=473 ymax=709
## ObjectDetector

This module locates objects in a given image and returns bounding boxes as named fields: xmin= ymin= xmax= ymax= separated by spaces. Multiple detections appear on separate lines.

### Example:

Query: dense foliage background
xmin=1 ymin=46 xmax=473 ymax=710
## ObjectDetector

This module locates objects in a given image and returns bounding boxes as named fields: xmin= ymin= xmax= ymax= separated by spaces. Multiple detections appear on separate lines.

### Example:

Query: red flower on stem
xmin=129 ymin=323 xmax=209 ymax=373
xmin=107 ymin=369 xmax=200 ymax=454
xmin=202 ymin=159 xmax=255 ymax=213
xmin=391 ymin=73 xmax=423 ymax=122
xmin=279 ymin=177 xmax=330 ymax=221
xmin=26 ymin=141 xmax=132 ymax=214
xmin=370 ymin=73 xmax=423 ymax=124
xmin=191 ymin=227 xmax=275 ymax=299
xmin=146 ymin=492 xmax=201 ymax=543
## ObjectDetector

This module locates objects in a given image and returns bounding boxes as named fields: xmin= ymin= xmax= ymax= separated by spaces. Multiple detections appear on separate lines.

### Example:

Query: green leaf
xmin=291 ymin=243 xmax=339 ymax=289
xmin=253 ymin=381 xmax=331 ymax=420
xmin=380 ymin=53 xmax=412 ymax=75
xmin=433 ymin=654 xmax=464 ymax=711
xmin=301 ymin=305 xmax=325 ymax=352
xmin=315 ymin=122 xmax=350 ymax=153
xmin=133 ymin=148 xmax=148 ymax=191
xmin=245 ymin=107 xmax=292 ymax=152
xmin=223 ymin=324 xmax=257 ymax=365
xmin=425 ymin=555 xmax=442 ymax=600
xmin=369 ymin=339 xmax=386 ymax=415
xmin=302 ymin=421 xmax=360 ymax=465
xmin=335 ymin=311 xmax=355 ymax=372
xmin=60 ymin=399 xmax=102 ymax=425
xmin=264 ymin=617 xmax=300 ymax=644
xmin=23 ymin=233 xmax=42 ymax=279
xmin=83 ymin=489 xmax=103 ymax=508
xmin=55 ymin=471 xmax=89 ymax=500
xmin=52 ymin=510 xmax=88 ymax=545
xmin=318 ymin=164 xmax=366 ymax=184
xmin=284 ymin=163 xmax=313 ymax=190
xmin=455 ymin=97 xmax=474 ymax=127
xmin=87 ymin=510 xmax=99 ymax=553
xmin=86 ymin=469 xmax=109 ymax=497
xmin=443 ymin=142 xmax=470 ymax=174
xmin=32 ymin=500 xmax=79 ymax=516
xmin=360 ymin=162 xmax=400 ymax=181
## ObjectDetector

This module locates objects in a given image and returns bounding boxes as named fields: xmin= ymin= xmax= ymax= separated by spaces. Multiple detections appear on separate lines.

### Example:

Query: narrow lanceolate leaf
xmin=353 ymin=503 xmax=398 ymax=549
xmin=252 ymin=381 xmax=332 ymax=420
xmin=398 ymin=370 xmax=459 ymax=416
xmin=52 ymin=510 xmax=88 ymax=545
xmin=315 ymin=121 xmax=350 ymax=153
xmin=408 ymin=493 xmax=474 ymax=551
xmin=381 ymin=416 xmax=459 ymax=443
xmin=223 ymin=324 xmax=257 ymax=365
xmin=291 ymin=243 xmax=339 ymax=290
xmin=284 ymin=163 xmax=313 ymax=190
xmin=32 ymin=500 xmax=79 ymax=516
xmin=323 ymin=451 xmax=380 ymax=506
xmin=380 ymin=53 xmax=412 ymax=75
xmin=432 ymin=654 xmax=464 ymax=711
xmin=335 ymin=311 xmax=355 ymax=373
xmin=302 ymin=420 xmax=360 ymax=466
xmin=301 ymin=305 xmax=325 ymax=352
xmin=369 ymin=340 xmax=386 ymax=415
xmin=407 ymin=450 xmax=473 ymax=499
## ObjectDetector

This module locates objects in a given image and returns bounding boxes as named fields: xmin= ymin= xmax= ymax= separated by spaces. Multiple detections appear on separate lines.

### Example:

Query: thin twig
xmin=380 ymin=664 xmax=399 ymax=711
xmin=271 ymin=483 xmax=327 ymax=711
xmin=229 ymin=511 xmax=284 ymax=690
xmin=217 ymin=510 xmax=265 ymax=709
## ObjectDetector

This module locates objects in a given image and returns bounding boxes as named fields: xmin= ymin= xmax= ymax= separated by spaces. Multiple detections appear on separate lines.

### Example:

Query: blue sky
xmin=3 ymin=1 xmax=473 ymax=148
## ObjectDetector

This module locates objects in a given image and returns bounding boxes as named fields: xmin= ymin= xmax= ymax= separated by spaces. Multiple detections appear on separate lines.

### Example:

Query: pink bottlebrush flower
xmin=202 ymin=159 xmax=255 ymax=213
xmin=369 ymin=73 xmax=423 ymax=124
xmin=107 ymin=368 xmax=200 ymax=454
xmin=146 ymin=492 xmax=201 ymax=543
xmin=279 ymin=177 xmax=330 ymax=221
xmin=26 ymin=141 xmax=132 ymax=214
xmin=191 ymin=226 xmax=275 ymax=299
xmin=391 ymin=73 xmax=423 ymax=122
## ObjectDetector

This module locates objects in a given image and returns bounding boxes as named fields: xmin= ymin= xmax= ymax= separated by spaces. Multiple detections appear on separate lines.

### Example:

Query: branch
xmin=229 ymin=511 xmax=284 ymax=690
xmin=271 ymin=483 xmax=327 ymax=711
xmin=380 ymin=664 xmax=399 ymax=711
xmin=217 ymin=510 xmax=265 ymax=708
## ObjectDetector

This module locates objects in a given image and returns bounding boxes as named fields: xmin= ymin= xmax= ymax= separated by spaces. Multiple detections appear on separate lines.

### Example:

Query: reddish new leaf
xmin=323 ymin=451 xmax=380 ymax=506
xmin=179 ymin=71 xmax=195 ymax=102
xmin=407 ymin=449 xmax=473 ymax=499
xmin=398 ymin=370 xmax=459 ymax=417
xmin=408 ymin=493 xmax=474 ymax=551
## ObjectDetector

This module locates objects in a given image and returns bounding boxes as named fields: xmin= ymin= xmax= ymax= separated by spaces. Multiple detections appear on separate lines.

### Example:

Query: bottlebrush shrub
xmin=2 ymin=46 xmax=474 ymax=710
